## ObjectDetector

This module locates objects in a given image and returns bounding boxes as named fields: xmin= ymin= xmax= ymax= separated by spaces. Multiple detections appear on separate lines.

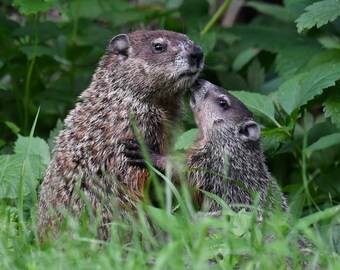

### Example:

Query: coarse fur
xmin=123 ymin=80 xmax=316 ymax=268
xmin=38 ymin=30 xmax=204 ymax=240
xmin=187 ymin=80 xmax=288 ymax=217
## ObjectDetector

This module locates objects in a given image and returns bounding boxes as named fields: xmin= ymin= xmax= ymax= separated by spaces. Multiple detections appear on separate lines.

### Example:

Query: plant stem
xmin=301 ymin=132 xmax=310 ymax=200
xmin=200 ymin=0 xmax=233 ymax=36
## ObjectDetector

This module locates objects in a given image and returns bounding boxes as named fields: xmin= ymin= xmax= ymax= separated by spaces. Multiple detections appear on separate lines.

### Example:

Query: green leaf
xmin=4 ymin=121 xmax=20 ymax=135
xmin=0 ymin=136 xmax=50 ymax=199
xmin=297 ymin=205 xmax=340 ymax=229
xmin=0 ymin=82 xmax=8 ymax=91
xmin=324 ymin=92 xmax=340 ymax=129
xmin=146 ymin=206 xmax=180 ymax=232
xmin=246 ymin=1 xmax=296 ymax=22
xmin=20 ymin=45 xmax=54 ymax=60
xmin=232 ymin=48 xmax=260 ymax=72
xmin=276 ymin=62 xmax=340 ymax=116
xmin=190 ymin=32 xmax=216 ymax=55
xmin=0 ymin=154 xmax=34 ymax=199
xmin=318 ymin=35 xmax=340 ymax=50
xmin=13 ymin=0 xmax=57 ymax=15
xmin=306 ymin=133 xmax=340 ymax=157
xmin=229 ymin=25 xmax=305 ymax=53
xmin=230 ymin=209 xmax=253 ymax=237
xmin=275 ymin=45 xmax=321 ymax=79
xmin=296 ymin=0 xmax=340 ymax=33
xmin=246 ymin=59 xmax=265 ymax=92
xmin=261 ymin=129 xmax=288 ymax=156
xmin=14 ymin=135 xmax=51 ymax=179
xmin=175 ymin=129 xmax=199 ymax=151
xmin=230 ymin=91 xmax=278 ymax=126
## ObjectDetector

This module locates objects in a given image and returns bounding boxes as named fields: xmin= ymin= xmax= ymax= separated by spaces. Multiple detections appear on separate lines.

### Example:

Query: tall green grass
xmin=1 ymin=166 xmax=339 ymax=270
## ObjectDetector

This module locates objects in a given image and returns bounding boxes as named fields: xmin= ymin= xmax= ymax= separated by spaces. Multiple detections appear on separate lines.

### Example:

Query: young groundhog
xmin=124 ymin=79 xmax=287 ymax=216
xmin=38 ymin=30 xmax=204 ymax=240
xmin=187 ymin=80 xmax=288 ymax=216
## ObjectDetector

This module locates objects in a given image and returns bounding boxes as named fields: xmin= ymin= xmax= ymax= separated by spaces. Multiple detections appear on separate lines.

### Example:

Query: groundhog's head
xmin=107 ymin=30 xmax=204 ymax=94
xmin=190 ymin=80 xmax=260 ymax=146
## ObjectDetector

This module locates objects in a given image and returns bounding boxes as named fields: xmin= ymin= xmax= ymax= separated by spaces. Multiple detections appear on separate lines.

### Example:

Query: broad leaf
xmin=13 ymin=0 xmax=57 ymax=15
xmin=0 ymin=154 xmax=34 ymax=199
xmin=324 ymin=92 xmax=340 ymax=129
xmin=229 ymin=25 xmax=306 ymax=53
xmin=0 ymin=136 xmax=50 ymax=199
xmin=261 ymin=129 xmax=288 ymax=156
xmin=306 ymin=133 xmax=340 ymax=157
xmin=230 ymin=91 xmax=277 ymax=126
xmin=275 ymin=45 xmax=321 ymax=79
xmin=247 ymin=1 xmax=296 ymax=22
xmin=247 ymin=59 xmax=265 ymax=92
xmin=190 ymin=32 xmax=217 ymax=55
xmin=20 ymin=45 xmax=55 ymax=60
xmin=175 ymin=129 xmax=199 ymax=151
xmin=232 ymin=48 xmax=260 ymax=72
xmin=296 ymin=0 xmax=340 ymax=33
xmin=14 ymin=135 xmax=51 ymax=169
xmin=276 ymin=62 xmax=340 ymax=116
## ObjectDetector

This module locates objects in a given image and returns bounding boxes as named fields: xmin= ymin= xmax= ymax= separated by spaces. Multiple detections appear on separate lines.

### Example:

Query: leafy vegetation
xmin=0 ymin=0 xmax=340 ymax=269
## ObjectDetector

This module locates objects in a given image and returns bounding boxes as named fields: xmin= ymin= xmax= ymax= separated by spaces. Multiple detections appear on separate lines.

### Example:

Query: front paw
xmin=121 ymin=139 xmax=146 ymax=168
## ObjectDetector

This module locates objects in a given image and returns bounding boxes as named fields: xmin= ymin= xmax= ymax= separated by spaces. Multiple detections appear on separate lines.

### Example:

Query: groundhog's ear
xmin=108 ymin=34 xmax=130 ymax=58
xmin=239 ymin=121 xmax=260 ymax=142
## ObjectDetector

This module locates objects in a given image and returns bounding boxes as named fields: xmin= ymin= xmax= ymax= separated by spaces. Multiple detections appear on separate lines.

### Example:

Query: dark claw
xmin=121 ymin=139 xmax=147 ymax=168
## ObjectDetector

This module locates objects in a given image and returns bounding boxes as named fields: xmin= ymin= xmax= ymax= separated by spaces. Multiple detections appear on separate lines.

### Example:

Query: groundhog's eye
xmin=154 ymin=43 xmax=165 ymax=52
xmin=219 ymin=99 xmax=229 ymax=109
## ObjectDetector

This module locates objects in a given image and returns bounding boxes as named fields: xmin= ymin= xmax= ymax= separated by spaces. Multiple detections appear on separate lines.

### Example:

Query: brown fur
xmin=187 ymin=80 xmax=288 ymax=216
xmin=38 ymin=30 xmax=204 ymax=240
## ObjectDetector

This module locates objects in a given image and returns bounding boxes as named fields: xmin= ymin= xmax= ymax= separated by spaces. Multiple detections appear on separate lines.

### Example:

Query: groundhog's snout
xmin=190 ymin=79 xmax=206 ymax=109
xmin=188 ymin=46 xmax=204 ymax=68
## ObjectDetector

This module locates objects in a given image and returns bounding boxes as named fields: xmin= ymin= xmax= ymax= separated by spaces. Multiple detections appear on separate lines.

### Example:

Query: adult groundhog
xmin=38 ymin=30 xmax=204 ymax=240
xmin=187 ymin=80 xmax=288 ymax=217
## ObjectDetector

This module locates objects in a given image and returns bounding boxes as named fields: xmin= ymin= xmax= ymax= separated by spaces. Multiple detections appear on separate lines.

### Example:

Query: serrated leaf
xmin=14 ymin=135 xmax=50 ymax=179
xmin=276 ymin=62 xmax=340 ymax=116
xmin=296 ymin=0 xmax=340 ymax=33
xmin=0 ymin=154 xmax=34 ymax=199
xmin=324 ymin=93 xmax=340 ymax=129
xmin=230 ymin=91 xmax=278 ymax=126
xmin=232 ymin=48 xmax=260 ymax=72
xmin=306 ymin=133 xmax=340 ymax=157
xmin=14 ymin=136 xmax=50 ymax=164
xmin=0 ymin=136 xmax=50 ymax=199
xmin=13 ymin=0 xmax=57 ymax=15
xmin=175 ymin=129 xmax=199 ymax=151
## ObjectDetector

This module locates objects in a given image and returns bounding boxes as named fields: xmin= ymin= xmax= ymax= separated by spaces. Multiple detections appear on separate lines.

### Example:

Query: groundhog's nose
xmin=189 ymin=46 xmax=204 ymax=68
